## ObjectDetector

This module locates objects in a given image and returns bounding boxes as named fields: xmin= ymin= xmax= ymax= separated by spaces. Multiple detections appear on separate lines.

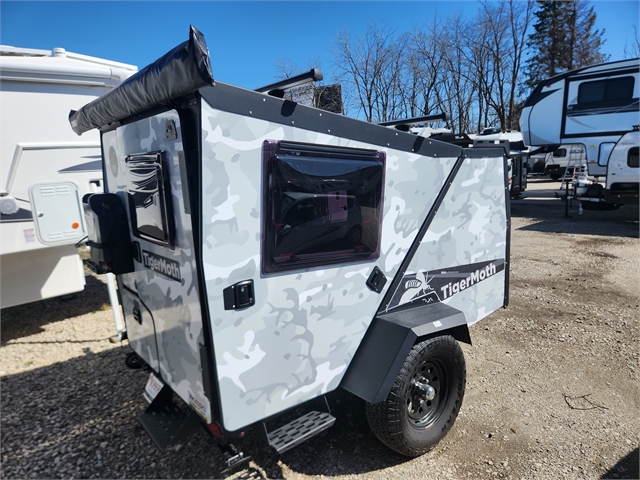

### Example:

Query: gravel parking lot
xmin=1 ymin=179 xmax=638 ymax=480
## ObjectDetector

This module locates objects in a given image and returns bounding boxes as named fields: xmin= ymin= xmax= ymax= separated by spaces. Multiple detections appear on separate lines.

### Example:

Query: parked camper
xmin=0 ymin=45 xmax=136 ymax=308
xmin=72 ymin=27 xmax=510 ymax=465
xmin=573 ymin=130 xmax=639 ymax=208
xmin=521 ymin=58 xmax=639 ymax=208
xmin=472 ymin=129 xmax=528 ymax=197
xmin=381 ymin=119 xmax=527 ymax=198
xmin=529 ymin=144 xmax=587 ymax=180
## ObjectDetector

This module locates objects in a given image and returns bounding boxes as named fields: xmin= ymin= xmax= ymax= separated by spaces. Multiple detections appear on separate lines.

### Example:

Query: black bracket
xmin=366 ymin=266 xmax=387 ymax=293
xmin=223 ymin=280 xmax=255 ymax=310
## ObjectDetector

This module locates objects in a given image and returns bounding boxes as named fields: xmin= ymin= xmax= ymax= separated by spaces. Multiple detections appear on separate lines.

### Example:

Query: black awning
xmin=69 ymin=25 xmax=214 ymax=135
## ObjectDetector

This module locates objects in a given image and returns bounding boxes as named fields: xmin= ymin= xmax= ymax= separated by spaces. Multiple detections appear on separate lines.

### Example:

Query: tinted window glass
xmin=606 ymin=77 xmax=634 ymax=101
xmin=578 ymin=80 xmax=605 ymax=104
xmin=262 ymin=141 xmax=385 ymax=274
xmin=553 ymin=148 xmax=567 ymax=158
xmin=578 ymin=77 xmax=634 ymax=104
xmin=125 ymin=152 xmax=173 ymax=247
xmin=628 ymin=147 xmax=639 ymax=168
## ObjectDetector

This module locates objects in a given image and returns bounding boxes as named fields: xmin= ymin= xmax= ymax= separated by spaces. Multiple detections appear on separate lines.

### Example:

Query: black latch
xmin=223 ymin=280 xmax=255 ymax=310
xmin=366 ymin=266 xmax=387 ymax=293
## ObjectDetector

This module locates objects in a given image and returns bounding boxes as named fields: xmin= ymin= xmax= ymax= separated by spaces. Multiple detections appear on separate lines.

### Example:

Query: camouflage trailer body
xmin=72 ymin=27 xmax=509 ymax=459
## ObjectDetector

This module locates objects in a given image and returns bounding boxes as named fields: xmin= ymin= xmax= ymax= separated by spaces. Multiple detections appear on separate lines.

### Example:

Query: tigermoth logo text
xmin=440 ymin=262 xmax=498 ymax=299
xmin=142 ymin=250 xmax=181 ymax=282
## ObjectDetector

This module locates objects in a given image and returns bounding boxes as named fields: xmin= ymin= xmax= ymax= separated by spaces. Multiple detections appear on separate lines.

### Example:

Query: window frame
xmin=577 ymin=76 xmax=635 ymax=105
xmin=553 ymin=148 xmax=567 ymax=158
xmin=261 ymin=140 xmax=385 ymax=274
xmin=124 ymin=151 xmax=174 ymax=248
xmin=628 ymin=146 xmax=639 ymax=168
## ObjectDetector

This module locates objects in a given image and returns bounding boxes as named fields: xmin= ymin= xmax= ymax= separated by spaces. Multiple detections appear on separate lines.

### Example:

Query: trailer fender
xmin=340 ymin=302 xmax=469 ymax=404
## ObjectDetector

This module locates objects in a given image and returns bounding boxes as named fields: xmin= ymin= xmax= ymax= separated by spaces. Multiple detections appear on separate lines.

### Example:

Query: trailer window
xmin=262 ymin=140 xmax=385 ymax=274
xmin=578 ymin=77 xmax=634 ymax=104
xmin=629 ymin=147 xmax=639 ymax=168
xmin=125 ymin=152 xmax=174 ymax=247
xmin=553 ymin=148 xmax=567 ymax=158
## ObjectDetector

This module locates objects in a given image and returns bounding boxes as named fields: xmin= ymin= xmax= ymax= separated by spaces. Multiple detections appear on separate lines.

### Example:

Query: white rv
xmin=71 ymin=27 xmax=510 ymax=466
xmin=521 ymin=58 xmax=639 ymax=208
xmin=0 ymin=45 xmax=136 ymax=308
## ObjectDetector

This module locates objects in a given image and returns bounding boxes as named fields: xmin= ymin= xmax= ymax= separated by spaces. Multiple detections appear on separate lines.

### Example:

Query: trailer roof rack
xmin=255 ymin=68 xmax=323 ymax=98
xmin=378 ymin=113 xmax=449 ymax=132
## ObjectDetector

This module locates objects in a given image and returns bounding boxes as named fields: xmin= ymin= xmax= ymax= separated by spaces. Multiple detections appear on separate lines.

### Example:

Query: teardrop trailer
xmin=71 ymin=27 xmax=510 ymax=467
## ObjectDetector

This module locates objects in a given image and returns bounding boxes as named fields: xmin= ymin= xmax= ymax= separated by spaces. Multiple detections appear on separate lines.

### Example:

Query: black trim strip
xmin=562 ymin=130 xmax=636 ymax=139
xmin=174 ymin=95 xmax=224 ymax=429
xmin=503 ymin=154 xmax=511 ymax=307
xmin=377 ymin=155 xmax=465 ymax=315
xmin=0 ymin=208 xmax=33 ymax=223
xmin=568 ymin=66 xmax=639 ymax=83
xmin=199 ymin=83 xmax=462 ymax=160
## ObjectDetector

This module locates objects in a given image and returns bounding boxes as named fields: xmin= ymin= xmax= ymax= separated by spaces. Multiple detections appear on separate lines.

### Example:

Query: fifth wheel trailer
xmin=521 ymin=58 xmax=639 ymax=208
xmin=0 ymin=45 xmax=137 ymax=308
xmin=72 ymin=27 xmax=510 ymax=465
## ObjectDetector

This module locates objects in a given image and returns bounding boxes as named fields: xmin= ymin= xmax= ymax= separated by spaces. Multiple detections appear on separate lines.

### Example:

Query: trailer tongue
xmin=71 ymin=26 xmax=510 ymax=464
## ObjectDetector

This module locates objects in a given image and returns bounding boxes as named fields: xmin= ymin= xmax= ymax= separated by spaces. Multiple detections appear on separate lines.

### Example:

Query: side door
xmin=103 ymin=111 xmax=211 ymax=423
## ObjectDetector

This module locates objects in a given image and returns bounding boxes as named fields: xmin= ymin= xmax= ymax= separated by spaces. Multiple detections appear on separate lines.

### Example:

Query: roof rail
xmin=255 ymin=69 xmax=323 ymax=98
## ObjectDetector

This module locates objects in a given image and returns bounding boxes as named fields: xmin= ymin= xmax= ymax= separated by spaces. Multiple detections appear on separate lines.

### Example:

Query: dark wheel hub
xmin=406 ymin=361 xmax=446 ymax=426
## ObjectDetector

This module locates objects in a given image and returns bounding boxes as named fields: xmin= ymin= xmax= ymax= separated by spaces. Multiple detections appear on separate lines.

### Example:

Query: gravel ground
xmin=1 ymin=183 xmax=639 ymax=480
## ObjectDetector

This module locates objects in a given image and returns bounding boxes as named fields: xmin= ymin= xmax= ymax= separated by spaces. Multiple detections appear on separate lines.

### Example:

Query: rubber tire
xmin=549 ymin=174 xmax=561 ymax=181
xmin=346 ymin=226 xmax=362 ymax=243
xmin=125 ymin=351 xmax=143 ymax=369
xmin=366 ymin=335 xmax=466 ymax=457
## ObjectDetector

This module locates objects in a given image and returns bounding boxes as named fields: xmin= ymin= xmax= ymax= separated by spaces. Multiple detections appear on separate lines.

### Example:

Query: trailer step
xmin=266 ymin=410 xmax=336 ymax=454
xmin=138 ymin=385 xmax=201 ymax=450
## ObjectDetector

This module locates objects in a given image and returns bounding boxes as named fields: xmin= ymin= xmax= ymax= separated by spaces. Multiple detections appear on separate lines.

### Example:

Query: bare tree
xmin=623 ymin=26 xmax=640 ymax=59
xmin=409 ymin=17 xmax=450 ymax=122
xmin=332 ymin=22 xmax=411 ymax=122
xmin=477 ymin=0 xmax=534 ymax=130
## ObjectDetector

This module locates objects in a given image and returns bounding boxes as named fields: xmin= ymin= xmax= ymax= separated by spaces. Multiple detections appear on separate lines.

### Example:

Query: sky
xmin=1 ymin=1 xmax=638 ymax=91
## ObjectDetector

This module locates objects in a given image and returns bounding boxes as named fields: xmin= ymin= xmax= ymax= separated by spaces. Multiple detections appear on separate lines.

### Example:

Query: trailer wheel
xmin=346 ymin=226 xmax=362 ymax=243
xmin=366 ymin=335 xmax=466 ymax=457
xmin=549 ymin=174 xmax=561 ymax=181
xmin=125 ymin=351 xmax=143 ymax=369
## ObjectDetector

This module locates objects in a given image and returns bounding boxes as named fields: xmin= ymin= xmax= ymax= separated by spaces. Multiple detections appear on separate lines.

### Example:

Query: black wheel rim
xmin=405 ymin=358 xmax=449 ymax=428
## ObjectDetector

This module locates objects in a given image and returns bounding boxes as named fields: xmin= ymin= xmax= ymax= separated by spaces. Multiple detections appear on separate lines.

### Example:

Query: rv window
xmin=577 ymin=77 xmax=634 ymax=104
xmin=598 ymin=143 xmax=616 ymax=167
xmin=553 ymin=148 xmax=567 ymax=158
xmin=262 ymin=140 xmax=385 ymax=274
xmin=628 ymin=147 xmax=639 ymax=168
xmin=125 ymin=152 xmax=174 ymax=247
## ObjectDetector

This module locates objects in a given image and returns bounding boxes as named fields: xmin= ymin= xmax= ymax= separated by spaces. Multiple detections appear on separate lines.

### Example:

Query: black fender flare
xmin=340 ymin=302 xmax=470 ymax=404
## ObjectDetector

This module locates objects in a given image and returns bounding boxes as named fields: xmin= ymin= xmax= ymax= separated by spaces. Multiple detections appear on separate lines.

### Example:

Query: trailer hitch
xmin=204 ymin=423 xmax=251 ymax=473
xmin=217 ymin=442 xmax=251 ymax=474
